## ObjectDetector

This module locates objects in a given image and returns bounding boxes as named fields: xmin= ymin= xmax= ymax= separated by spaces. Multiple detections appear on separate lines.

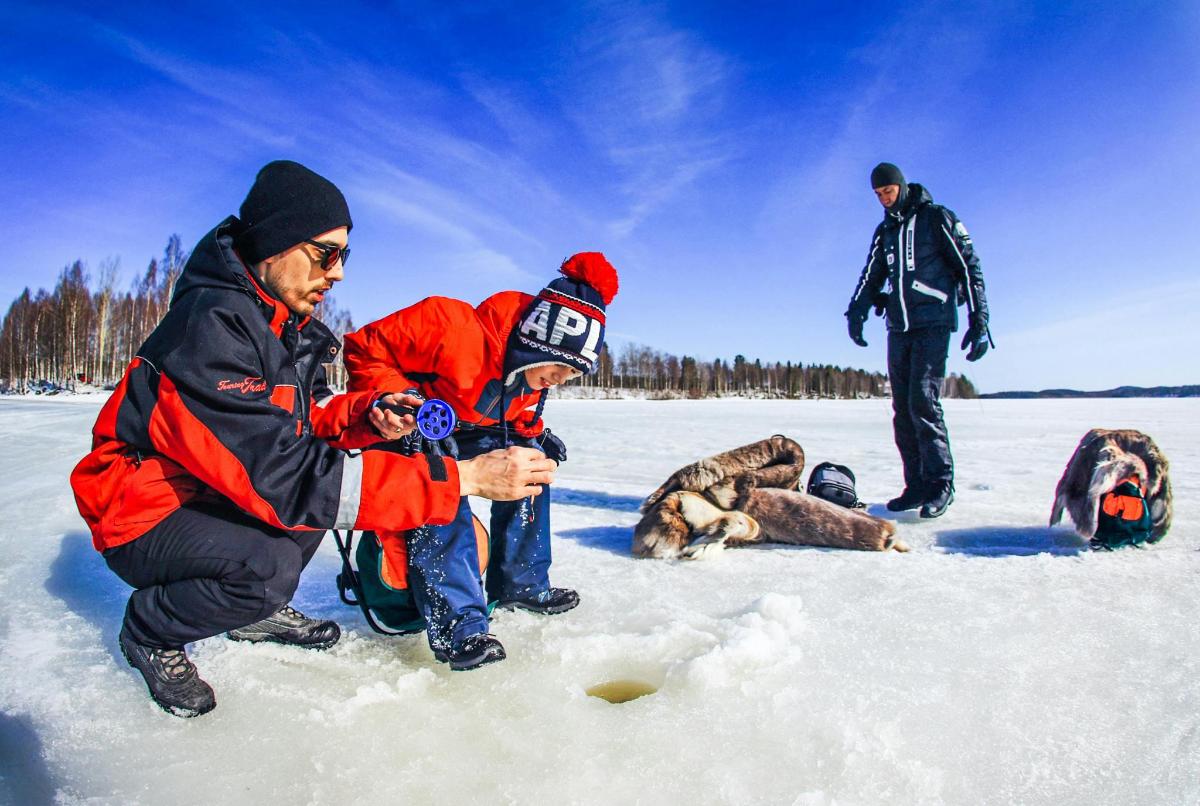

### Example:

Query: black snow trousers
xmin=103 ymin=501 xmax=325 ymax=649
xmin=886 ymin=326 xmax=954 ymax=495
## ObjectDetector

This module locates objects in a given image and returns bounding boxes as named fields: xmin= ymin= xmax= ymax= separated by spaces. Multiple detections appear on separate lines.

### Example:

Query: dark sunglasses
xmin=303 ymin=239 xmax=350 ymax=270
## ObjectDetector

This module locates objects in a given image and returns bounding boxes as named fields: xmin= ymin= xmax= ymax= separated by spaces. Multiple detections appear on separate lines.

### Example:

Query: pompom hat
xmin=504 ymin=252 xmax=619 ymax=384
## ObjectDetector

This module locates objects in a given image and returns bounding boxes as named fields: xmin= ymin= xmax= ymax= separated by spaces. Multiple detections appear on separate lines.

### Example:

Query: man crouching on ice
xmin=342 ymin=252 xmax=618 ymax=670
xmin=70 ymin=161 xmax=555 ymax=717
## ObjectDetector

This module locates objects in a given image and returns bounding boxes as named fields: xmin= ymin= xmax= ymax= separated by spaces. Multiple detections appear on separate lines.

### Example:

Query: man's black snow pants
xmin=886 ymin=326 xmax=954 ymax=495
xmin=103 ymin=502 xmax=324 ymax=649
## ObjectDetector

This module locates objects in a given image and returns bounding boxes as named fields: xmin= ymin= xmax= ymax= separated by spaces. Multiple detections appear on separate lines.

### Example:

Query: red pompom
xmin=560 ymin=252 xmax=619 ymax=305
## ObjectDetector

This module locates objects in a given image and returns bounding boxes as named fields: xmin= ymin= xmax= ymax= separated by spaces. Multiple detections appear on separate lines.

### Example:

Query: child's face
xmin=524 ymin=364 xmax=582 ymax=390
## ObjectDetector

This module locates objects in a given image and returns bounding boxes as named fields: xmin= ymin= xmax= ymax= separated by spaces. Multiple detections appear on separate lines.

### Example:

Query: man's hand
xmin=457 ymin=446 xmax=557 ymax=500
xmin=539 ymin=429 xmax=567 ymax=463
xmin=847 ymin=314 xmax=868 ymax=347
xmin=368 ymin=392 xmax=423 ymax=440
xmin=960 ymin=315 xmax=990 ymax=362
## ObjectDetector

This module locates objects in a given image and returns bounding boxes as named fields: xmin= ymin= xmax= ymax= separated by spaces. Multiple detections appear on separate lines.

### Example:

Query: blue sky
xmin=3 ymin=1 xmax=1197 ymax=392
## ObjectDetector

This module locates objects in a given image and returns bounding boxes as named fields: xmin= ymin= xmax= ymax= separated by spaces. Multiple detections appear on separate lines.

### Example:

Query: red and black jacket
xmin=70 ymin=217 xmax=460 ymax=552
xmin=341 ymin=292 xmax=547 ymax=437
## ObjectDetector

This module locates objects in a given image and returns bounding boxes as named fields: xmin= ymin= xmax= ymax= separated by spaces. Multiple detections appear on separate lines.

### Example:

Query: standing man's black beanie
xmin=870 ymin=162 xmax=905 ymax=189
xmin=234 ymin=160 xmax=353 ymax=266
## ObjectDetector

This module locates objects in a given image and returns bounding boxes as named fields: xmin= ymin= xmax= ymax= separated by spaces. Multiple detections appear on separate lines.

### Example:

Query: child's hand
xmin=369 ymin=392 xmax=423 ymax=439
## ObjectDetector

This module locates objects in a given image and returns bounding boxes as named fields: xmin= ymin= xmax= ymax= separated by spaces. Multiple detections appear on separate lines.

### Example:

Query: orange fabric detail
xmin=375 ymin=513 xmax=489 ymax=591
xmin=354 ymin=451 xmax=460 ymax=531
xmin=241 ymin=266 xmax=290 ymax=336
xmin=270 ymin=384 xmax=296 ymax=414
xmin=151 ymin=373 xmax=296 ymax=531
xmin=343 ymin=292 xmax=543 ymax=428
xmin=1117 ymin=474 xmax=1144 ymax=494
xmin=69 ymin=358 xmax=207 ymax=551
xmin=1102 ymin=491 xmax=1146 ymax=521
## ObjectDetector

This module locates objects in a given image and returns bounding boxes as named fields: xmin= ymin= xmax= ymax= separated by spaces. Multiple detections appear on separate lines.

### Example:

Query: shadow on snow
xmin=44 ymin=531 xmax=129 ymax=662
xmin=0 ymin=711 xmax=56 ymax=806
xmin=552 ymin=487 xmax=644 ymax=513
xmin=935 ymin=525 xmax=1088 ymax=557
xmin=556 ymin=525 xmax=633 ymax=556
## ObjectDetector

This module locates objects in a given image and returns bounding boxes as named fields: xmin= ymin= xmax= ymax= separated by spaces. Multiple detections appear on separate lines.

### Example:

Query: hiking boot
xmin=886 ymin=488 xmax=925 ymax=512
xmin=119 ymin=626 xmax=215 ymax=718
xmin=436 ymin=633 xmax=506 ymax=671
xmin=920 ymin=484 xmax=955 ymax=519
xmin=500 ymin=587 xmax=580 ymax=615
xmin=227 ymin=603 xmax=341 ymax=650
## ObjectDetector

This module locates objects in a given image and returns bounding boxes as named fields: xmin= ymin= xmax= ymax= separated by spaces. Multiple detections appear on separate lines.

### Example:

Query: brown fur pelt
xmin=632 ymin=436 xmax=907 ymax=559
xmin=1050 ymin=428 xmax=1172 ymax=541
xmin=640 ymin=434 xmax=807 ymax=511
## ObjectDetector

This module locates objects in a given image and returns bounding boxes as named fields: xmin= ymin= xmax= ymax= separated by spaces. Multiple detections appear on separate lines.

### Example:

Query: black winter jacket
xmin=846 ymin=184 xmax=988 ymax=333
xmin=71 ymin=216 xmax=460 ymax=551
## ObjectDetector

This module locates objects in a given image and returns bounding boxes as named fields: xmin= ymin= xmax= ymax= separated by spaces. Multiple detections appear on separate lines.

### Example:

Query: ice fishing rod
xmin=374 ymin=398 xmax=457 ymax=441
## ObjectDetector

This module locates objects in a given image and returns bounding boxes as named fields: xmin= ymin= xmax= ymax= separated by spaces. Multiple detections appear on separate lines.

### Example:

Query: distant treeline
xmin=566 ymin=343 xmax=976 ymax=399
xmin=0 ymin=237 xmax=975 ymax=400
xmin=0 ymin=236 xmax=354 ymax=392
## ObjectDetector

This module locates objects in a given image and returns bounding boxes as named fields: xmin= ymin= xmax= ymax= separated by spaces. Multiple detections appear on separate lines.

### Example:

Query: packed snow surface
xmin=0 ymin=396 xmax=1196 ymax=805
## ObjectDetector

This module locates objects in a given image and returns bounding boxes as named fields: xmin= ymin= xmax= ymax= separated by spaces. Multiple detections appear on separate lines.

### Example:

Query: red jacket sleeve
xmin=308 ymin=377 xmax=384 ymax=450
xmin=342 ymin=297 xmax=488 ymax=395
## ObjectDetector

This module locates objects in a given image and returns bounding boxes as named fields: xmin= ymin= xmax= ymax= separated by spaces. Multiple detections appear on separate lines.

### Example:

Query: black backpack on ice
xmin=806 ymin=462 xmax=864 ymax=509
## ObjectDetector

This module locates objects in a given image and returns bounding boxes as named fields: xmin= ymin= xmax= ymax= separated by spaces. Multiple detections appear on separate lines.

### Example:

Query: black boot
xmin=886 ymin=488 xmax=925 ymax=512
xmin=920 ymin=483 xmax=954 ymax=519
xmin=119 ymin=626 xmax=216 ymax=718
xmin=500 ymin=587 xmax=580 ymax=615
xmin=227 ymin=603 xmax=341 ymax=650
xmin=437 ymin=633 xmax=506 ymax=671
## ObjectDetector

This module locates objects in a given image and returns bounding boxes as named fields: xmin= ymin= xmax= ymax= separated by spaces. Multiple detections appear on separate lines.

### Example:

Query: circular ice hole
xmin=586 ymin=679 xmax=658 ymax=704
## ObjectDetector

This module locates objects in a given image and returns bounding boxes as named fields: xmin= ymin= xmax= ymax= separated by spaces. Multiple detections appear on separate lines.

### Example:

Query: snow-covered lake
xmin=1 ymin=396 xmax=1196 ymax=805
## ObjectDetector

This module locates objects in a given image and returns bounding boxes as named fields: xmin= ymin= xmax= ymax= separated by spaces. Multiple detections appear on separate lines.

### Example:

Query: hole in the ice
xmin=586 ymin=679 xmax=658 ymax=704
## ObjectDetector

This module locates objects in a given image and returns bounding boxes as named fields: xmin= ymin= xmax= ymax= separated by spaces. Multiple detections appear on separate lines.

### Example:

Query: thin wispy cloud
xmin=5 ymin=2 xmax=1195 ymax=390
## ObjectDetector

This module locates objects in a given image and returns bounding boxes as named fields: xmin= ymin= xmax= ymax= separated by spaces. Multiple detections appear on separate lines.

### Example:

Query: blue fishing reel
xmin=377 ymin=398 xmax=457 ymax=441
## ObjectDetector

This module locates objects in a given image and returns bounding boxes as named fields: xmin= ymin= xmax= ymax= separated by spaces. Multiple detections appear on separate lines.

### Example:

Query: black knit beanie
xmin=870 ymin=162 xmax=905 ymax=190
xmin=234 ymin=161 xmax=353 ymax=265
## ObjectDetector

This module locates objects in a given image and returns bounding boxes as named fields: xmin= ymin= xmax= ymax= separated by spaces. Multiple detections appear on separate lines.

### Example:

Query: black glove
xmin=398 ymin=431 xmax=459 ymax=459
xmin=539 ymin=429 xmax=567 ymax=463
xmin=961 ymin=314 xmax=990 ymax=362
xmin=871 ymin=292 xmax=888 ymax=318
xmin=847 ymin=314 xmax=868 ymax=347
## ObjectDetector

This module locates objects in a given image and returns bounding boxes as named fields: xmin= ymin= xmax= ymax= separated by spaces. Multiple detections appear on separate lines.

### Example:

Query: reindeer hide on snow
xmin=633 ymin=436 xmax=906 ymax=559
xmin=1049 ymin=428 xmax=1172 ymax=541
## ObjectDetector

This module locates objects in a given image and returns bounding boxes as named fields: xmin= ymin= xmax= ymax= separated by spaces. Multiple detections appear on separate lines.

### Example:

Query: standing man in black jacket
xmin=845 ymin=162 xmax=991 ymax=518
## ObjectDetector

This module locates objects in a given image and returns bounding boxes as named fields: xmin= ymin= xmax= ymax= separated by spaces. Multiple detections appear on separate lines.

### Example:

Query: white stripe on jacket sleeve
xmin=942 ymin=224 xmax=977 ymax=313
xmin=333 ymin=451 xmax=364 ymax=529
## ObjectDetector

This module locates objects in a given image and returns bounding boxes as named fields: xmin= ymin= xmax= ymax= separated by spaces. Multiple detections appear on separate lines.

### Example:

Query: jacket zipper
xmin=911 ymin=279 xmax=948 ymax=303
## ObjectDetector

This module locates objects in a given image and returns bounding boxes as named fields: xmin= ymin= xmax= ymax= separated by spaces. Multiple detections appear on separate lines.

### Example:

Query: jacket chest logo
xmin=217 ymin=376 xmax=267 ymax=394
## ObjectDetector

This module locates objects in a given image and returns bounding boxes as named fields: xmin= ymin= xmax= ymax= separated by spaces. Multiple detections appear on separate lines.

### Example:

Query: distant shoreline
xmin=980 ymin=385 xmax=1198 ymax=399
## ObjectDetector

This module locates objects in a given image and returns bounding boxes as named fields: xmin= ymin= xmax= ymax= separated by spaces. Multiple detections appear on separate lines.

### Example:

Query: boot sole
xmin=919 ymin=494 xmax=955 ymax=519
xmin=449 ymin=650 xmax=506 ymax=671
xmin=498 ymin=598 xmax=580 ymax=616
xmin=226 ymin=631 xmax=339 ymax=651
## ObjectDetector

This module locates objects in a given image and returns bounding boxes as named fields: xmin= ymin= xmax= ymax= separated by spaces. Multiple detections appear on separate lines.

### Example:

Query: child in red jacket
xmin=343 ymin=253 xmax=618 ymax=669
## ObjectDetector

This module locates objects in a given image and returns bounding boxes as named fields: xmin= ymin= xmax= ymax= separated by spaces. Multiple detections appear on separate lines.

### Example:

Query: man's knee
xmin=231 ymin=537 xmax=306 ymax=619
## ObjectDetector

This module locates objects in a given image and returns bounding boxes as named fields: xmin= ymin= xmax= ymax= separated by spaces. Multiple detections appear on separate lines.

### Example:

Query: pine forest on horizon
xmin=0 ymin=236 xmax=978 ymax=400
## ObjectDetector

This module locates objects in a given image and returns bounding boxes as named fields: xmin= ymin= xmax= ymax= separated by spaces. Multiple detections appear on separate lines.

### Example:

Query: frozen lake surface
xmin=0 ymin=396 xmax=1196 ymax=805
